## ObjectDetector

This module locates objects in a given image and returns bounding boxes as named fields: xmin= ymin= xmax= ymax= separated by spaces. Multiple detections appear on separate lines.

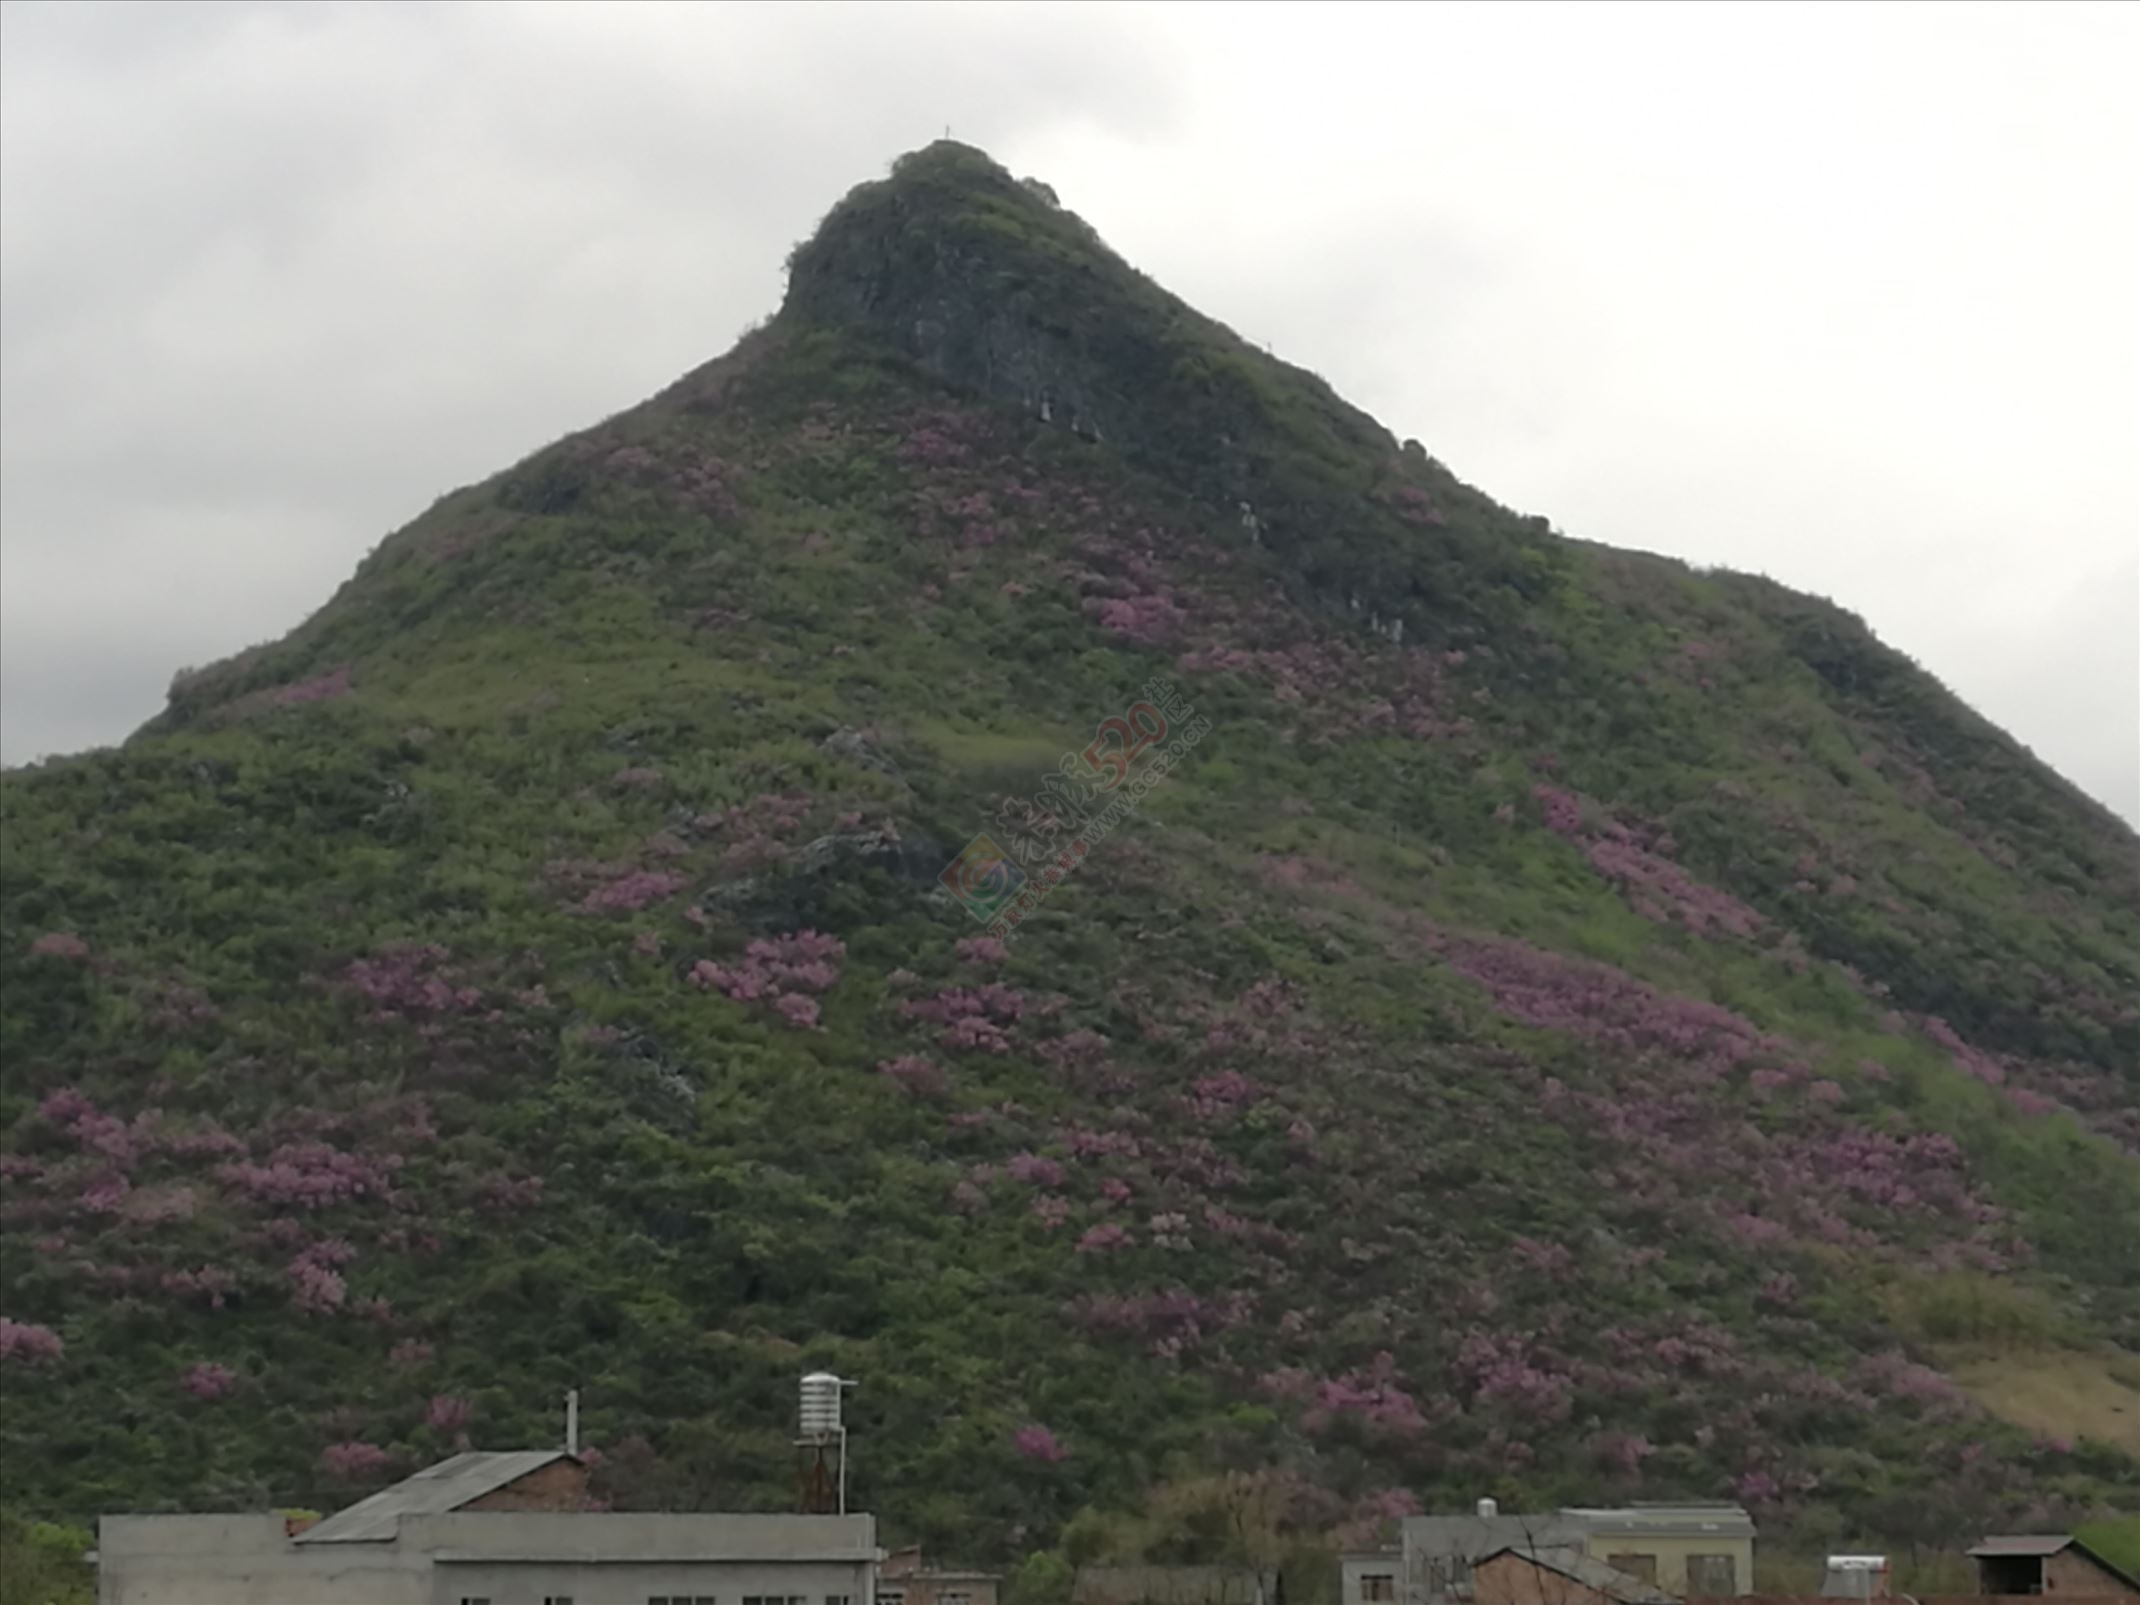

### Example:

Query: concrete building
xmin=1563 ymin=1507 xmax=1755 ymax=1598
xmin=1344 ymin=1549 xmax=1403 ymax=1605
xmin=1401 ymin=1503 xmax=1757 ymax=1603
xmin=1969 ymin=1536 xmax=2140 ymax=1597
xmin=96 ymin=1449 xmax=879 ymax=1605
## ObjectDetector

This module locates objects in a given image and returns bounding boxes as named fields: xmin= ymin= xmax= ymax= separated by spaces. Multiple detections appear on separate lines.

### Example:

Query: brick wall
xmin=1074 ymin=1565 xmax=1277 ymax=1605
xmin=463 ymin=1456 xmax=593 ymax=1512
xmin=2046 ymin=1553 xmax=2138 ymax=1596
xmin=1473 ymin=1552 xmax=1620 ymax=1605
xmin=884 ymin=1573 xmax=1002 ymax=1605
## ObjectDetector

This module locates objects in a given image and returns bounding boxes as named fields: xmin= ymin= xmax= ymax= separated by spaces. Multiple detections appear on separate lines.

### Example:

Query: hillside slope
xmin=4 ymin=143 xmax=2136 ymax=1551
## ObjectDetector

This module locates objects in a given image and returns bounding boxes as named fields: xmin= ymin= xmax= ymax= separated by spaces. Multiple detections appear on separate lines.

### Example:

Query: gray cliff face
xmin=781 ymin=150 xmax=1141 ymax=450
xmin=800 ymin=240 xmax=1119 ymax=447
xmin=780 ymin=142 xmax=1556 ymax=635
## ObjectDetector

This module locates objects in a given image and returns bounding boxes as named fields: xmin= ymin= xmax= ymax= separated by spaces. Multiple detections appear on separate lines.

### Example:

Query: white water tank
xmin=1822 ymin=1557 xmax=1890 ymax=1599
xmin=800 ymin=1371 xmax=845 ymax=1440
xmin=1477 ymin=1497 xmax=1498 ymax=1519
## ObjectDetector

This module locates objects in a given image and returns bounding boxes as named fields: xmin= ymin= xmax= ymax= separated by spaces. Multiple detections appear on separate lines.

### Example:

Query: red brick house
xmin=879 ymin=1545 xmax=1003 ymax=1605
xmin=1471 ymin=1546 xmax=1681 ymax=1605
xmin=1970 ymin=1537 xmax=2140 ymax=1598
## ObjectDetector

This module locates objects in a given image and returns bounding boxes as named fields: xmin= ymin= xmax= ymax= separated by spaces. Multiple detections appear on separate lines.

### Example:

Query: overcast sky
xmin=3 ymin=0 xmax=2135 ymax=822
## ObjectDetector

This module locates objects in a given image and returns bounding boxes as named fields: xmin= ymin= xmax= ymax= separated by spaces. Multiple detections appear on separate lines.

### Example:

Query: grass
xmin=1947 ymin=1348 xmax=2140 ymax=1455
xmin=2077 ymin=1519 xmax=2140 ymax=1581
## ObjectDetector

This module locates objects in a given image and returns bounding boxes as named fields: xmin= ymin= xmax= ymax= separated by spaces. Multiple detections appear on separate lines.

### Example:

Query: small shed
xmin=1969 ymin=1535 xmax=2140 ymax=1597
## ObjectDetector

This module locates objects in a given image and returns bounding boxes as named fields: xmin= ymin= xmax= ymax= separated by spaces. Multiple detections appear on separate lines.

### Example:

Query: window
xmin=1608 ymin=1557 xmax=1660 ymax=1585
xmin=545 ymin=1597 xmax=576 ymax=1605
xmin=828 ymin=1595 xmax=853 ymax=1605
xmin=1362 ymin=1576 xmax=1397 ymax=1603
xmin=943 ymin=1592 xmax=974 ymax=1605
xmin=459 ymin=1597 xmax=491 ymax=1605
xmin=1687 ymin=1556 xmax=1738 ymax=1596
xmin=879 ymin=1593 xmax=908 ymax=1605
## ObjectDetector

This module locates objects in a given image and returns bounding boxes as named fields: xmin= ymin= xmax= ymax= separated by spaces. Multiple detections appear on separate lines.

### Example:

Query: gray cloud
xmin=3 ymin=1 xmax=2134 ymax=822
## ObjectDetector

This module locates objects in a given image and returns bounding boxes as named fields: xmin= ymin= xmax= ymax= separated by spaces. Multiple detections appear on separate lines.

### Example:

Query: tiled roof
xmin=1560 ymin=1505 xmax=1756 ymax=1539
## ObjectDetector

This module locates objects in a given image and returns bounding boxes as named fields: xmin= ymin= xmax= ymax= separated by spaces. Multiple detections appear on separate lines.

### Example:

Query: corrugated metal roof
xmin=1406 ymin=1506 xmax=1756 ymax=1556
xmin=1967 ymin=1537 xmax=2075 ymax=1559
xmin=295 ymin=1450 xmax=574 ymax=1544
xmin=1561 ymin=1504 xmax=1757 ymax=1539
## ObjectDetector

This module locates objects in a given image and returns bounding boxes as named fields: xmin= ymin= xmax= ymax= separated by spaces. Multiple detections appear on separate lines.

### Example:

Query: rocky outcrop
xmin=779 ymin=142 xmax=1552 ymax=638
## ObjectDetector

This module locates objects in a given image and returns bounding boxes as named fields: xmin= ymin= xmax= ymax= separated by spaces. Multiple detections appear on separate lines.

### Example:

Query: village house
xmin=1969 ymin=1536 xmax=2140 ymax=1598
xmin=95 ymin=1448 xmax=880 ymax=1605
xmin=1562 ymin=1507 xmax=1756 ymax=1598
xmin=1470 ymin=1546 xmax=1681 ymax=1605
xmin=877 ymin=1545 xmax=1003 ymax=1605
xmin=1344 ymin=1548 xmax=1403 ymax=1605
xmin=1397 ymin=1502 xmax=1757 ymax=1604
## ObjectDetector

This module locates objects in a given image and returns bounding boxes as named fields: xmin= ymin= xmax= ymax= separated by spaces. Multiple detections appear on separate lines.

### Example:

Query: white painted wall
xmin=1342 ymin=1553 xmax=1402 ymax=1605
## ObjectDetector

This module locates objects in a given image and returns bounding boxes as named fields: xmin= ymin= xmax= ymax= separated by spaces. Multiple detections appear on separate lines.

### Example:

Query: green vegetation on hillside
xmin=3 ymin=142 xmax=2136 ymax=1557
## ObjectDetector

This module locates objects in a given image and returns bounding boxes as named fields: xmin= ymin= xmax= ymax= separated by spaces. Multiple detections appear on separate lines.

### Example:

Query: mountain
xmin=4 ymin=142 xmax=2137 ymax=1560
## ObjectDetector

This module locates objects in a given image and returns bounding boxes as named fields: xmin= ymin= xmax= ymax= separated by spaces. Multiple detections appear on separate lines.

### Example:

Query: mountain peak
xmin=781 ymin=141 xmax=1142 ymax=443
xmin=783 ymin=139 xmax=1107 ymax=293
xmin=782 ymin=143 xmax=1515 ymax=625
